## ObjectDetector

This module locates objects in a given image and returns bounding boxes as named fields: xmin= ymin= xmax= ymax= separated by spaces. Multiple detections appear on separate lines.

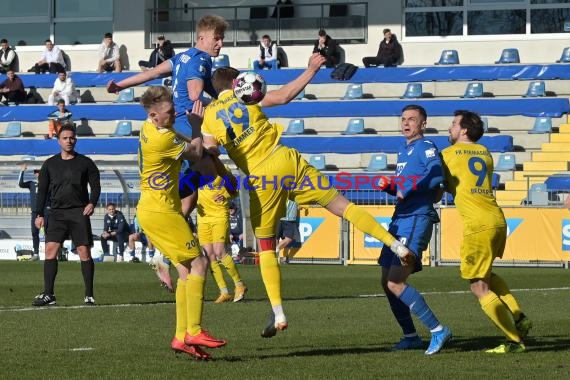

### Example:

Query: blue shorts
xmin=378 ymin=214 xmax=435 ymax=273
xmin=174 ymin=113 xmax=192 ymax=137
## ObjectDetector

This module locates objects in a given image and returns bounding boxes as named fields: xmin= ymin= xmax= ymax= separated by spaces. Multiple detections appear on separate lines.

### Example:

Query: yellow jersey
xmin=441 ymin=142 xmax=506 ymax=233
xmin=197 ymin=174 xmax=233 ymax=221
xmin=202 ymin=89 xmax=283 ymax=175
xmin=137 ymin=119 xmax=186 ymax=214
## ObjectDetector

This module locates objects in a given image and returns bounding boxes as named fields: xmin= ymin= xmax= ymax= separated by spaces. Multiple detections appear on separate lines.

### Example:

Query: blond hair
xmin=140 ymin=86 xmax=172 ymax=112
xmin=196 ymin=15 xmax=229 ymax=36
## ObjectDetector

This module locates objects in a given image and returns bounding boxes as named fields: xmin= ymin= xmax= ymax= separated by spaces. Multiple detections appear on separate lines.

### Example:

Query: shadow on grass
xmin=444 ymin=335 xmax=570 ymax=353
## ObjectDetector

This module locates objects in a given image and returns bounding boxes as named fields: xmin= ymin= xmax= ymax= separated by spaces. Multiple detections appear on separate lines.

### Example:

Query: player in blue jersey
xmin=107 ymin=14 xmax=228 ymax=214
xmin=378 ymin=104 xmax=451 ymax=355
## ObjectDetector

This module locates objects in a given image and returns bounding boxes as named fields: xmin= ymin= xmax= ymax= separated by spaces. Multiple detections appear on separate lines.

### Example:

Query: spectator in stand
xmin=48 ymin=70 xmax=79 ymax=106
xmin=100 ymin=203 xmax=132 ymax=262
xmin=275 ymin=200 xmax=302 ymax=263
xmin=0 ymin=39 xmax=17 ymax=73
xmin=228 ymin=202 xmax=244 ymax=248
xmin=97 ymin=32 xmax=122 ymax=73
xmin=313 ymin=29 xmax=341 ymax=68
xmin=139 ymin=35 xmax=175 ymax=71
xmin=29 ymin=39 xmax=66 ymax=74
xmin=362 ymin=28 xmax=403 ymax=68
xmin=0 ymin=69 xmax=26 ymax=104
xmin=127 ymin=211 xmax=155 ymax=262
xmin=46 ymin=99 xmax=73 ymax=139
xmin=254 ymin=35 xmax=279 ymax=70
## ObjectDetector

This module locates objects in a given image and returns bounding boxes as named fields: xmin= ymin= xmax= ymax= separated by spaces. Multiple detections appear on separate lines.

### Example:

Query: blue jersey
xmin=169 ymin=48 xmax=215 ymax=120
xmin=389 ymin=138 xmax=443 ymax=220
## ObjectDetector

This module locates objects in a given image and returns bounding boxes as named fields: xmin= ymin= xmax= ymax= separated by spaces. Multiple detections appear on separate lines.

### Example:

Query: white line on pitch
xmin=358 ymin=286 xmax=570 ymax=298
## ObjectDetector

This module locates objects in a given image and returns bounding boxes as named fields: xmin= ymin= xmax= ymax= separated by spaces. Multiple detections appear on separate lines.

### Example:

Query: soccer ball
xmin=232 ymin=71 xmax=267 ymax=105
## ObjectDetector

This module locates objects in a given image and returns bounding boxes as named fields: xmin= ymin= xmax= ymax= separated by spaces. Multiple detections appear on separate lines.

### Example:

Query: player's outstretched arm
xmin=180 ymin=100 xmax=204 ymax=162
xmin=107 ymin=61 xmax=172 ymax=93
xmin=261 ymin=53 xmax=326 ymax=107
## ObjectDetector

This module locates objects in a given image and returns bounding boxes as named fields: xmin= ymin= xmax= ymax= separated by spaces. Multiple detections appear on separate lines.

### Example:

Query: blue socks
xmin=399 ymin=285 xmax=440 ymax=331
xmin=386 ymin=290 xmax=417 ymax=335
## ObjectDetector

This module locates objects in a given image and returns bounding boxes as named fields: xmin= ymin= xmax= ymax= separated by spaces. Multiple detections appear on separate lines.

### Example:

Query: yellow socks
xmin=343 ymin=203 xmax=395 ymax=246
xmin=210 ymin=260 xmax=228 ymax=293
xmin=221 ymin=254 xmax=242 ymax=285
xmin=490 ymin=273 xmax=522 ymax=321
xmin=479 ymin=292 xmax=520 ymax=342
xmin=259 ymin=250 xmax=282 ymax=307
xmin=186 ymin=274 xmax=205 ymax=336
xmin=175 ymin=279 xmax=187 ymax=341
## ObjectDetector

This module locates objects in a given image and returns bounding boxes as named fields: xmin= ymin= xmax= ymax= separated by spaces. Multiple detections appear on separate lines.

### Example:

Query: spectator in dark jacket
xmin=362 ymin=28 xmax=403 ymax=68
xmin=138 ymin=35 xmax=175 ymax=70
xmin=313 ymin=29 xmax=341 ymax=68
xmin=100 ymin=203 xmax=131 ymax=261
xmin=228 ymin=202 xmax=244 ymax=248
xmin=0 ymin=39 xmax=17 ymax=73
xmin=0 ymin=69 xmax=26 ymax=104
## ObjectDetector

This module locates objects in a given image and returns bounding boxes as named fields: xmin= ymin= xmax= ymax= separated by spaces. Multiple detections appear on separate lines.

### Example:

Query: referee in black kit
xmin=32 ymin=124 xmax=101 ymax=307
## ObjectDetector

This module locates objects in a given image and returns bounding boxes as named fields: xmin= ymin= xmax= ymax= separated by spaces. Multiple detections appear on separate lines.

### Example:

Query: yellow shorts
xmin=459 ymin=226 xmax=506 ymax=280
xmin=248 ymin=146 xmax=338 ymax=238
xmin=137 ymin=209 xmax=201 ymax=265
xmin=197 ymin=217 xmax=229 ymax=245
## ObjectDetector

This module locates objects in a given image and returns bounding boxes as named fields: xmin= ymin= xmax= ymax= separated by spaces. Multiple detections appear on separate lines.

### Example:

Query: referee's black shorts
xmin=46 ymin=207 xmax=93 ymax=247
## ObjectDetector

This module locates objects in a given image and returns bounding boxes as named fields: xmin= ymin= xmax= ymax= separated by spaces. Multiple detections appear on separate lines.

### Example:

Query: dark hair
xmin=262 ymin=34 xmax=271 ymax=40
xmin=57 ymin=69 xmax=66 ymax=75
xmin=106 ymin=203 xmax=116 ymax=208
xmin=58 ymin=124 xmax=76 ymax=136
xmin=0 ymin=39 xmax=7 ymax=44
xmin=212 ymin=67 xmax=240 ymax=95
xmin=57 ymin=98 xmax=66 ymax=104
xmin=383 ymin=28 xmax=391 ymax=35
xmin=157 ymin=35 xmax=165 ymax=40
xmin=45 ymin=39 xmax=53 ymax=44
xmin=33 ymin=169 xmax=40 ymax=174
xmin=454 ymin=110 xmax=484 ymax=142
xmin=104 ymin=32 xmax=113 ymax=38
xmin=401 ymin=104 xmax=427 ymax=122
xmin=318 ymin=29 xmax=327 ymax=37
xmin=228 ymin=202 xmax=236 ymax=209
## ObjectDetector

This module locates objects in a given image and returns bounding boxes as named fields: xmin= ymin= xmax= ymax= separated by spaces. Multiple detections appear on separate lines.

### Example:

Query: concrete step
xmin=523 ymin=161 xmax=570 ymax=171
xmin=513 ymin=171 xmax=555 ymax=181
xmin=496 ymin=199 xmax=523 ymax=207
xmin=495 ymin=190 xmax=526 ymax=203
xmin=504 ymin=179 xmax=546 ymax=191
xmin=540 ymin=142 xmax=570 ymax=151
xmin=532 ymin=152 xmax=570 ymax=161
xmin=550 ymin=134 xmax=570 ymax=142
xmin=558 ymin=123 xmax=570 ymax=133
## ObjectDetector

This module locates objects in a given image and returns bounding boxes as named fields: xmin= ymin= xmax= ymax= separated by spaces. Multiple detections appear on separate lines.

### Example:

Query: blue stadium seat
xmin=110 ymin=120 xmax=133 ymax=137
xmin=212 ymin=54 xmax=230 ymax=70
xmin=283 ymin=119 xmax=305 ymax=135
xmin=294 ymin=89 xmax=306 ymax=100
xmin=0 ymin=121 xmax=22 ymax=138
xmin=341 ymin=118 xmax=365 ymax=135
xmin=528 ymin=183 xmax=549 ymax=206
xmin=494 ymin=153 xmax=516 ymax=171
xmin=495 ymin=48 xmax=520 ymax=64
xmin=556 ymin=47 xmax=570 ymax=63
xmin=440 ymin=192 xmax=455 ymax=205
xmin=461 ymin=82 xmax=483 ymax=98
xmin=309 ymin=154 xmax=326 ymax=170
xmin=400 ymin=83 xmax=422 ymax=99
xmin=435 ymin=50 xmax=459 ymax=65
xmin=528 ymin=117 xmax=552 ymax=134
xmin=341 ymin=84 xmax=363 ymax=100
xmin=364 ymin=153 xmax=387 ymax=172
xmin=114 ymin=88 xmax=135 ymax=103
xmin=491 ymin=172 xmax=500 ymax=189
xmin=523 ymin=81 xmax=545 ymax=97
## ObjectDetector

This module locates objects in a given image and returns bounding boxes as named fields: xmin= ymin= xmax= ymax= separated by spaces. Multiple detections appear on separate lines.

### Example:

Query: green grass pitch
xmin=1 ymin=262 xmax=569 ymax=379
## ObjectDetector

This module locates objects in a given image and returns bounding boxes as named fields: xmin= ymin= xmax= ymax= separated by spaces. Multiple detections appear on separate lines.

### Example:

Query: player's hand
xmin=377 ymin=175 xmax=389 ymax=190
xmin=106 ymin=80 xmax=122 ymax=94
xmin=35 ymin=216 xmax=44 ymax=230
xmin=20 ymin=163 xmax=28 ymax=171
xmin=83 ymin=203 xmax=94 ymax=216
xmin=214 ymin=194 xmax=225 ymax=203
xmin=205 ymin=145 xmax=221 ymax=157
xmin=187 ymin=100 xmax=204 ymax=130
xmin=308 ymin=53 xmax=326 ymax=71
xmin=396 ymin=191 xmax=404 ymax=202
xmin=390 ymin=240 xmax=415 ymax=267
xmin=565 ymin=196 xmax=570 ymax=210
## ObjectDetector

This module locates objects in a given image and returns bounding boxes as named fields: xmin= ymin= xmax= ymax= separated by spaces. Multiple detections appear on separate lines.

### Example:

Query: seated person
xmin=29 ymin=39 xmax=66 ymax=74
xmin=362 ymin=28 xmax=403 ymax=68
xmin=48 ymin=70 xmax=79 ymax=106
xmin=313 ymin=29 xmax=341 ymax=68
xmin=0 ymin=69 xmax=26 ymax=104
xmin=126 ymin=212 xmax=154 ymax=263
xmin=138 ymin=35 xmax=175 ymax=70
xmin=46 ymin=99 xmax=73 ymax=139
xmin=97 ymin=32 xmax=122 ymax=73
xmin=100 ymin=203 xmax=130 ymax=261
xmin=228 ymin=202 xmax=244 ymax=248
xmin=253 ymin=35 xmax=279 ymax=70
xmin=0 ymin=39 xmax=17 ymax=74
